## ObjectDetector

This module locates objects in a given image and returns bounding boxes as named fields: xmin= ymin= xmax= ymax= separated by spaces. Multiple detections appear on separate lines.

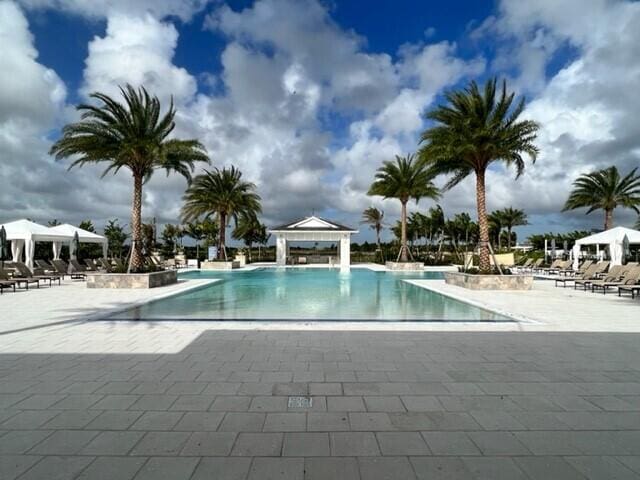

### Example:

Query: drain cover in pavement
xmin=288 ymin=396 xmax=313 ymax=408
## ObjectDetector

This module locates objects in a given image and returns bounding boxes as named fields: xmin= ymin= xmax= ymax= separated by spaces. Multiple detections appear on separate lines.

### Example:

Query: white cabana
xmin=48 ymin=224 xmax=108 ymax=260
xmin=269 ymin=216 xmax=358 ymax=270
xmin=1 ymin=219 xmax=72 ymax=269
xmin=571 ymin=226 xmax=640 ymax=269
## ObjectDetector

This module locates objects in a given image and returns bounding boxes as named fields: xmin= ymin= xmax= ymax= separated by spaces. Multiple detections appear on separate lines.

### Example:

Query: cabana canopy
xmin=48 ymin=224 xmax=108 ymax=260
xmin=1 ymin=219 xmax=72 ymax=269
xmin=572 ymin=226 xmax=640 ymax=269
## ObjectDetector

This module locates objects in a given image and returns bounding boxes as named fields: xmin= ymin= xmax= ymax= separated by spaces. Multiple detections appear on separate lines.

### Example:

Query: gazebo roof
xmin=575 ymin=226 xmax=640 ymax=246
xmin=270 ymin=216 xmax=357 ymax=233
xmin=1 ymin=219 xmax=72 ymax=242
xmin=48 ymin=223 xmax=107 ymax=244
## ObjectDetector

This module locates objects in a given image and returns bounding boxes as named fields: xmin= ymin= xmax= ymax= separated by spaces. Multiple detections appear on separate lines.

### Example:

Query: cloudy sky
xmin=1 ymin=0 xmax=639 ymax=242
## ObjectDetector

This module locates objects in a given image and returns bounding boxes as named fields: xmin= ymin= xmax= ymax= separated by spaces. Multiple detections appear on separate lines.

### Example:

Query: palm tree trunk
xmin=218 ymin=212 xmax=226 ymax=260
xmin=476 ymin=169 xmax=491 ymax=272
xmin=497 ymin=227 xmax=502 ymax=250
xmin=604 ymin=209 xmax=613 ymax=230
xmin=248 ymin=242 xmax=252 ymax=263
xmin=130 ymin=173 xmax=144 ymax=272
xmin=400 ymin=200 xmax=408 ymax=262
xmin=507 ymin=227 xmax=512 ymax=250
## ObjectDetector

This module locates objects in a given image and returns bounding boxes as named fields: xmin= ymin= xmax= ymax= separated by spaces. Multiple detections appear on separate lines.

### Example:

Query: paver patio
xmin=1 ymin=329 xmax=640 ymax=479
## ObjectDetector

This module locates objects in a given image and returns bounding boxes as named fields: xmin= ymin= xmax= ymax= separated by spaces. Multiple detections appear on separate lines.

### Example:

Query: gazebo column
xmin=340 ymin=234 xmax=350 ymax=270
xmin=276 ymin=235 xmax=287 ymax=266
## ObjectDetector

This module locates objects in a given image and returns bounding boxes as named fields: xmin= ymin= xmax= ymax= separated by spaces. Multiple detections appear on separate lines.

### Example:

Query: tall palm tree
xmin=361 ymin=207 xmax=385 ymax=259
xmin=368 ymin=154 xmax=440 ymax=262
xmin=232 ymin=213 xmax=266 ymax=262
xmin=181 ymin=166 xmax=261 ymax=260
xmin=563 ymin=166 xmax=640 ymax=230
xmin=49 ymin=85 xmax=209 ymax=271
xmin=499 ymin=207 xmax=528 ymax=250
xmin=419 ymin=78 xmax=539 ymax=272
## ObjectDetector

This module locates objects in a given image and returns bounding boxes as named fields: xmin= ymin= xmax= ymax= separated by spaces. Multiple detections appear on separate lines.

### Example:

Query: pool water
xmin=107 ymin=268 xmax=513 ymax=322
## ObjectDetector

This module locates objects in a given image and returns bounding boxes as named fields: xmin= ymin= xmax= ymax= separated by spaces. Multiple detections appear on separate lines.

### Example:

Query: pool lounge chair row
xmin=0 ymin=262 xmax=62 ymax=293
xmin=555 ymin=262 xmax=640 ymax=297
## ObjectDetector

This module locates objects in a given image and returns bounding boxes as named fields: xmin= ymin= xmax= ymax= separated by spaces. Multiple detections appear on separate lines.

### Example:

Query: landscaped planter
xmin=201 ymin=260 xmax=240 ymax=270
xmin=386 ymin=261 xmax=424 ymax=271
xmin=444 ymin=272 xmax=533 ymax=290
xmin=86 ymin=270 xmax=177 ymax=289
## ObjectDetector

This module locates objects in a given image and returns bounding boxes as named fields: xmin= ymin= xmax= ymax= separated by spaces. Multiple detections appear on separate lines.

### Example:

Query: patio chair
xmin=557 ymin=259 xmax=593 ymax=277
xmin=575 ymin=264 xmax=625 ymax=291
xmin=555 ymin=263 xmax=600 ymax=287
xmin=51 ymin=259 xmax=85 ymax=280
xmin=0 ymin=267 xmax=41 ymax=290
xmin=13 ymin=262 xmax=61 ymax=286
xmin=35 ymin=259 xmax=55 ymax=272
xmin=69 ymin=259 xmax=89 ymax=278
xmin=618 ymin=283 xmax=640 ymax=299
xmin=591 ymin=266 xmax=640 ymax=294
xmin=0 ymin=273 xmax=16 ymax=294
xmin=513 ymin=258 xmax=532 ymax=273
xmin=83 ymin=259 xmax=98 ymax=271
xmin=98 ymin=258 xmax=113 ymax=272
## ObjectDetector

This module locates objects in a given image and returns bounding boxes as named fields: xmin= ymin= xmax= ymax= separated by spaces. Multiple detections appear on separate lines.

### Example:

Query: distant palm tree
xmin=181 ymin=166 xmax=261 ymax=260
xmin=368 ymin=154 xmax=439 ymax=262
xmin=361 ymin=207 xmax=385 ymax=259
xmin=50 ymin=85 xmax=209 ymax=271
xmin=488 ymin=210 xmax=505 ymax=250
xmin=419 ymin=78 xmax=539 ymax=272
xmin=563 ymin=166 xmax=640 ymax=230
xmin=499 ymin=207 xmax=528 ymax=250
xmin=232 ymin=213 xmax=266 ymax=262
xmin=183 ymin=222 xmax=204 ymax=261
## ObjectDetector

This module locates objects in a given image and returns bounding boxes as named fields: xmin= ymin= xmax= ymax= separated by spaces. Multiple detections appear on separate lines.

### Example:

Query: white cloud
xmin=81 ymin=13 xmax=197 ymax=105
xmin=17 ymin=0 xmax=210 ymax=21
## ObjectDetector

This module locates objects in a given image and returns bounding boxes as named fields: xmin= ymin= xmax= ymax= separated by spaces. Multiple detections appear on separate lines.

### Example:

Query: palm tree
xmin=232 ymin=213 xmax=266 ymax=262
xmin=181 ymin=166 xmax=261 ymax=260
xmin=361 ymin=207 xmax=385 ymax=260
xmin=419 ymin=78 xmax=539 ymax=272
xmin=488 ymin=210 xmax=505 ymax=250
xmin=183 ymin=222 xmax=204 ymax=261
xmin=499 ymin=207 xmax=528 ymax=249
xmin=563 ymin=166 xmax=640 ymax=230
xmin=636 ymin=216 xmax=640 ymax=230
xmin=49 ymin=85 xmax=209 ymax=271
xmin=368 ymin=154 xmax=439 ymax=262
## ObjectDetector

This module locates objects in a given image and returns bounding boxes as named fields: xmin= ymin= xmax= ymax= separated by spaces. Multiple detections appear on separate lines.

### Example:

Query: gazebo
xmin=571 ymin=226 xmax=640 ymax=269
xmin=2 ymin=219 xmax=72 ymax=269
xmin=269 ymin=216 xmax=358 ymax=269
xmin=48 ymin=224 xmax=108 ymax=260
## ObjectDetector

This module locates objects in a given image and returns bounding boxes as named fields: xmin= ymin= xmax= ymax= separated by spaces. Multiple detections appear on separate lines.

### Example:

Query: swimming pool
xmin=106 ymin=268 xmax=513 ymax=322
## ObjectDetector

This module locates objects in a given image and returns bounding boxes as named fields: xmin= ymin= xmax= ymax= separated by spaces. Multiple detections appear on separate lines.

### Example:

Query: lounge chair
xmin=0 ymin=273 xmax=16 ymax=294
xmin=0 ymin=268 xmax=41 ymax=290
xmin=51 ymin=259 xmax=84 ymax=280
xmin=591 ymin=266 xmax=640 ymax=294
xmin=575 ymin=264 xmax=624 ymax=291
xmin=14 ymin=262 xmax=61 ymax=286
xmin=557 ymin=259 xmax=593 ymax=277
xmin=69 ymin=259 xmax=89 ymax=278
xmin=83 ymin=259 xmax=98 ymax=271
xmin=98 ymin=258 xmax=113 ymax=272
xmin=555 ymin=263 xmax=600 ymax=288
xmin=618 ymin=283 xmax=640 ymax=299
xmin=35 ymin=259 xmax=55 ymax=272
xmin=538 ymin=259 xmax=569 ymax=275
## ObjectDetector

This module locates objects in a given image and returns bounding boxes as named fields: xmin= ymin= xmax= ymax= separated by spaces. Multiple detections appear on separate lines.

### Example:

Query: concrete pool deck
xmin=1 ymin=274 xmax=639 ymax=479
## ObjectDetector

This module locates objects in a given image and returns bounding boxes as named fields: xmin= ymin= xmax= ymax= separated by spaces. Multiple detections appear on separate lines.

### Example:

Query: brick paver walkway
xmin=1 ymin=331 xmax=640 ymax=479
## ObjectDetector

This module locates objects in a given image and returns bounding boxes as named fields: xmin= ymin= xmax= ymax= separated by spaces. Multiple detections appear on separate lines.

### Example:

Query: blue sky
xmin=2 ymin=0 xmax=639 ymax=243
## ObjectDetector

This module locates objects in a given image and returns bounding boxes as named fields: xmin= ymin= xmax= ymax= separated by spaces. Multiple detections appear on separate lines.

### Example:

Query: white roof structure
xmin=48 ymin=224 xmax=108 ymax=244
xmin=2 ymin=219 xmax=72 ymax=243
xmin=1 ymin=219 xmax=73 ymax=269
xmin=574 ymin=226 xmax=640 ymax=246
xmin=572 ymin=226 xmax=640 ymax=268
